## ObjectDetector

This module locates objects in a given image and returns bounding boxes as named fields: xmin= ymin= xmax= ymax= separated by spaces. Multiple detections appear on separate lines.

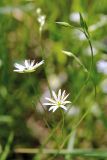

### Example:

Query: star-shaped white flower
xmin=13 ymin=60 xmax=44 ymax=73
xmin=43 ymin=89 xmax=71 ymax=112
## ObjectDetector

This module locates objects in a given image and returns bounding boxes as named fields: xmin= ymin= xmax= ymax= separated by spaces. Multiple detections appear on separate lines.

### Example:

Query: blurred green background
xmin=0 ymin=0 xmax=107 ymax=159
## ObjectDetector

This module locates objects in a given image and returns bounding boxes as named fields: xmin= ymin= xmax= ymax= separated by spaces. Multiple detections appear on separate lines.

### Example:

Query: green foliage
xmin=0 ymin=0 xmax=107 ymax=160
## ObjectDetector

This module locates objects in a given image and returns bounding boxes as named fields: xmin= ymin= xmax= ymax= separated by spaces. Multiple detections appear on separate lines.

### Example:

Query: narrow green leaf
xmin=84 ymin=21 xmax=88 ymax=32
xmin=84 ymin=21 xmax=89 ymax=36
xmin=56 ymin=22 xmax=71 ymax=27
xmin=66 ymin=130 xmax=76 ymax=160
xmin=79 ymin=13 xmax=84 ymax=28
xmin=79 ymin=13 xmax=89 ymax=36
xmin=56 ymin=21 xmax=83 ymax=33
xmin=14 ymin=148 xmax=107 ymax=158
xmin=0 ymin=132 xmax=14 ymax=160
xmin=62 ymin=50 xmax=88 ymax=73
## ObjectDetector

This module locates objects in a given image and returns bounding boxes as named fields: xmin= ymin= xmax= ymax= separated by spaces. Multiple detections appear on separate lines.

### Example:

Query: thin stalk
xmin=88 ymin=38 xmax=96 ymax=97
xmin=28 ymin=74 xmax=50 ymax=129
xmin=88 ymin=38 xmax=94 ymax=68
xmin=35 ymin=120 xmax=62 ymax=159
xmin=61 ymin=110 xmax=65 ymax=135
xmin=48 ymin=107 xmax=90 ymax=160
xmin=39 ymin=31 xmax=52 ymax=97
xmin=0 ymin=132 xmax=14 ymax=160
xmin=61 ymin=108 xmax=90 ymax=149
xmin=83 ymin=31 xmax=96 ymax=97
xmin=14 ymin=148 xmax=107 ymax=158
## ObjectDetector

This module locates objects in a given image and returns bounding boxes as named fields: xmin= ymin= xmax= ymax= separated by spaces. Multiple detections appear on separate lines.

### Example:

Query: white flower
xmin=96 ymin=60 xmax=107 ymax=74
xmin=37 ymin=15 xmax=46 ymax=27
xmin=43 ymin=89 xmax=71 ymax=112
xmin=14 ymin=60 xmax=44 ymax=73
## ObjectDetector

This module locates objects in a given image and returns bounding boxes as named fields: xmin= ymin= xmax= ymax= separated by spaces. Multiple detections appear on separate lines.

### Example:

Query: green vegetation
xmin=0 ymin=0 xmax=107 ymax=159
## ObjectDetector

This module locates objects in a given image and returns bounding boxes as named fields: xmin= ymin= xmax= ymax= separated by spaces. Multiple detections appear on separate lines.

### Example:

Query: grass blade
xmin=0 ymin=132 xmax=14 ymax=160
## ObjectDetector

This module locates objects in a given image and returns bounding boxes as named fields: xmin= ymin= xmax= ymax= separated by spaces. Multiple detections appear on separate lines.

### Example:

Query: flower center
xmin=57 ymin=101 xmax=61 ymax=107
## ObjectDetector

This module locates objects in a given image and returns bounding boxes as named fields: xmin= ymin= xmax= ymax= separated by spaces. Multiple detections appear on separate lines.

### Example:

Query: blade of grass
xmin=14 ymin=148 xmax=107 ymax=158
xmin=0 ymin=131 xmax=14 ymax=160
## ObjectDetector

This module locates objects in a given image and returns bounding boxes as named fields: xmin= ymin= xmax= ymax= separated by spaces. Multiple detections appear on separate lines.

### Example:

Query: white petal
xmin=25 ymin=60 xmax=30 ymax=68
xmin=13 ymin=69 xmax=24 ymax=73
xmin=58 ymin=89 xmax=61 ymax=101
xmin=63 ymin=93 xmax=69 ymax=101
xmin=63 ymin=101 xmax=71 ymax=104
xmin=38 ymin=60 xmax=44 ymax=66
xmin=14 ymin=63 xmax=25 ymax=70
xmin=45 ymin=97 xmax=56 ymax=104
xmin=60 ymin=105 xmax=67 ymax=111
xmin=61 ymin=90 xmax=65 ymax=100
xmin=52 ymin=106 xmax=58 ymax=112
xmin=52 ymin=90 xmax=58 ymax=101
xmin=32 ymin=60 xmax=44 ymax=69
xmin=43 ymin=103 xmax=55 ymax=106
xmin=49 ymin=106 xmax=56 ymax=111
xmin=31 ymin=60 xmax=35 ymax=67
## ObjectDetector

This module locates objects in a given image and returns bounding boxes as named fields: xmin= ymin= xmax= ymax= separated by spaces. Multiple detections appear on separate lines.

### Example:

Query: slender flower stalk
xmin=37 ymin=10 xmax=52 ymax=97
xmin=13 ymin=60 xmax=44 ymax=73
xmin=43 ymin=89 xmax=71 ymax=112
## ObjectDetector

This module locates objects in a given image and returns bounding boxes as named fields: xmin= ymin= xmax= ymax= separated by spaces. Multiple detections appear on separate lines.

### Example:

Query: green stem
xmin=48 ymin=108 xmax=90 ymax=160
xmin=83 ymin=31 xmax=96 ymax=97
xmin=39 ymin=31 xmax=52 ymax=97
xmin=35 ymin=120 xmax=62 ymax=159
xmin=28 ymin=74 xmax=50 ymax=129
xmin=88 ymin=38 xmax=94 ymax=68
xmin=14 ymin=148 xmax=107 ymax=158
xmin=0 ymin=132 xmax=14 ymax=160
xmin=61 ymin=110 xmax=65 ymax=135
